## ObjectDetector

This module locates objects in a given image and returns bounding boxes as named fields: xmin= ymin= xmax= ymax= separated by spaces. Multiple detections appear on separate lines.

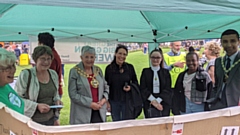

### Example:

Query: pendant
xmin=223 ymin=74 xmax=228 ymax=83
xmin=91 ymin=78 xmax=99 ymax=88
xmin=119 ymin=68 xmax=124 ymax=73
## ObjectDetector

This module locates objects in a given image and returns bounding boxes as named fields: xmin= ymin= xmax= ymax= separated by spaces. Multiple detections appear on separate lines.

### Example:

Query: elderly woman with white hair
xmin=0 ymin=48 xmax=24 ymax=114
xmin=68 ymin=45 xmax=109 ymax=124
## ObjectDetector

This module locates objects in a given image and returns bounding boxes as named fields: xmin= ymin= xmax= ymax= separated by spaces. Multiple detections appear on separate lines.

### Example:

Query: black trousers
xmin=90 ymin=110 xmax=103 ymax=123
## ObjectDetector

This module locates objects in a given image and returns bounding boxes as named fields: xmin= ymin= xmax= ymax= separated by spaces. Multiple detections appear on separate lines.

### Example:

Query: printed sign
xmin=32 ymin=129 xmax=38 ymax=135
xmin=172 ymin=123 xmax=184 ymax=135
xmin=29 ymin=36 xmax=118 ymax=64
xmin=220 ymin=126 xmax=239 ymax=135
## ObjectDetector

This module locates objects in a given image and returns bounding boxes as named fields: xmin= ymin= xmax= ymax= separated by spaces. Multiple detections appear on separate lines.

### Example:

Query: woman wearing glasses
xmin=15 ymin=45 xmax=62 ymax=125
xmin=0 ymin=48 xmax=24 ymax=114
xmin=140 ymin=48 xmax=172 ymax=118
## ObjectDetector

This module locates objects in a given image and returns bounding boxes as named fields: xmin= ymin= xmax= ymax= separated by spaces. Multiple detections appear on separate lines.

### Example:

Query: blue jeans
xmin=109 ymin=100 xmax=126 ymax=121
xmin=180 ymin=97 xmax=204 ymax=115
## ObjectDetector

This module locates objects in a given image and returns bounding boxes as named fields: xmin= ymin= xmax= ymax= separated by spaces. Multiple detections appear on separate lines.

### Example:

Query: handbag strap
xmin=25 ymin=69 xmax=31 ymax=99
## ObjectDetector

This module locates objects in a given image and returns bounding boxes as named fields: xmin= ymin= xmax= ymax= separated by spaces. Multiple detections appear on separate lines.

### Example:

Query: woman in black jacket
xmin=105 ymin=44 xmax=138 ymax=121
xmin=140 ymin=48 xmax=172 ymax=118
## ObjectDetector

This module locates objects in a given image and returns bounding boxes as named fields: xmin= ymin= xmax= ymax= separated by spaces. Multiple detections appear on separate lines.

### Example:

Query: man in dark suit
xmin=209 ymin=29 xmax=240 ymax=110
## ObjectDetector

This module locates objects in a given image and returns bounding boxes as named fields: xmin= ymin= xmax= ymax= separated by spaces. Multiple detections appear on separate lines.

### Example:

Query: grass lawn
xmin=15 ymin=48 xmax=207 ymax=125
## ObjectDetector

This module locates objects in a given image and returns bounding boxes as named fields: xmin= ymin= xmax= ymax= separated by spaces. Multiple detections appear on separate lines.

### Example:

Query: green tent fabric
xmin=0 ymin=1 xmax=240 ymax=42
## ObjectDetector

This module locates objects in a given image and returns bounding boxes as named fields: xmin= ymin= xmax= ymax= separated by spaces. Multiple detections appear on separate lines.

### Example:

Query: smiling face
xmin=115 ymin=48 xmax=128 ymax=66
xmin=81 ymin=52 xmax=95 ymax=69
xmin=150 ymin=51 xmax=162 ymax=67
xmin=35 ymin=54 xmax=52 ymax=71
xmin=0 ymin=64 xmax=16 ymax=86
xmin=186 ymin=54 xmax=199 ymax=72
xmin=221 ymin=34 xmax=239 ymax=56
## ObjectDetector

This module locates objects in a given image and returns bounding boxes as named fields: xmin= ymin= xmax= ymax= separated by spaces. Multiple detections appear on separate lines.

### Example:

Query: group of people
xmin=0 ymin=32 xmax=63 ymax=126
xmin=0 ymin=29 xmax=240 ymax=126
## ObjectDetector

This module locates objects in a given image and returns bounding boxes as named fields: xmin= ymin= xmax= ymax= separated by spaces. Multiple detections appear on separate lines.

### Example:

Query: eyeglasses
xmin=0 ymin=64 xmax=16 ymax=72
xmin=150 ymin=57 xmax=162 ymax=60
xmin=39 ymin=57 xmax=52 ymax=62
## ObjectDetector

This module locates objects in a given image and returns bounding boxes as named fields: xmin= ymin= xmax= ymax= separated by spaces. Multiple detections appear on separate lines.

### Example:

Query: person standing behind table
xmin=140 ymin=48 xmax=172 ymax=118
xmin=68 ymin=46 xmax=109 ymax=124
xmin=208 ymin=29 xmax=240 ymax=110
xmin=203 ymin=42 xmax=221 ymax=84
xmin=38 ymin=32 xmax=62 ymax=97
xmin=105 ymin=44 xmax=138 ymax=121
xmin=38 ymin=32 xmax=62 ymax=125
xmin=163 ymin=41 xmax=186 ymax=88
xmin=172 ymin=47 xmax=212 ymax=115
xmin=0 ymin=48 xmax=24 ymax=114
xmin=14 ymin=46 xmax=62 ymax=125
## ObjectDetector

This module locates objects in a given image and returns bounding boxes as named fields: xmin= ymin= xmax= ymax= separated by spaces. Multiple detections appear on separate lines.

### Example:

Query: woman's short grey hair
xmin=0 ymin=48 xmax=16 ymax=68
xmin=81 ymin=45 xmax=96 ymax=56
xmin=32 ymin=45 xmax=53 ymax=62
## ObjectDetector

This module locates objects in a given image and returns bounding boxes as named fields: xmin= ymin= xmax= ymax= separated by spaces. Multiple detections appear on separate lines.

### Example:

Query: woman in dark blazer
xmin=140 ymin=48 xmax=172 ymax=118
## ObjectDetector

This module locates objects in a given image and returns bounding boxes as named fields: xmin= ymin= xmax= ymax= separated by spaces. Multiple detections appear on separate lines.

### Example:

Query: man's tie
xmin=222 ymin=57 xmax=231 ymax=105
xmin=226 ymin=58 xmax=231 ymax=70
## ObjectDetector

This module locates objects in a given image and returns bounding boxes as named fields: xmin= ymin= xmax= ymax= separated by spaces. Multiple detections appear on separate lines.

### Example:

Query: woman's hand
xmin=90 ymin=102 xmax=102 ymax=110
xmin=98 ymin=98 xmax=107 ymax=106
xmin=55 ymin=100 xmax=63 ymax=111
xmin=106 ymin=101 xmax=111 ymax=112
xmin=151 ymin=100 xmax=163 ymax=111
xmin=123 ymin=85 xmax=131 ymax=92
xmin=37 ymin=103 xmax=50 ymax=113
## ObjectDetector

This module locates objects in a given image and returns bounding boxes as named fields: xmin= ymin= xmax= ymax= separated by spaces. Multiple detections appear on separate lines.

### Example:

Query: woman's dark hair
xmin=111 ymin=44 xmax=128 ymax=64
xmin=186 ymin=46 xmax=199 ymax=60
xmin=149 ymin=47 xmax=164 ymax=68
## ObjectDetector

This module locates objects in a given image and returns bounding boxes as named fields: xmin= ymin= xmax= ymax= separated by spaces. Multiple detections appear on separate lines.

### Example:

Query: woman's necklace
xmin=119 ymin=68 xmax=124 ymax=73
xmin=75 ymin=66 xmax=100 ymax=88
xmin=221 ymin=56 xmax=240 ymax=82
xmin=42 ymin=79 xmax=48 ymax=84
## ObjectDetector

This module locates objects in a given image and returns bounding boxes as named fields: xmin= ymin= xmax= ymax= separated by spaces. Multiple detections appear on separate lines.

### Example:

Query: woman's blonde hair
xmin=0 ymin=48 xmax=16 ymax=68
xmin=205 ymin=42 xmax=221 ymax=57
